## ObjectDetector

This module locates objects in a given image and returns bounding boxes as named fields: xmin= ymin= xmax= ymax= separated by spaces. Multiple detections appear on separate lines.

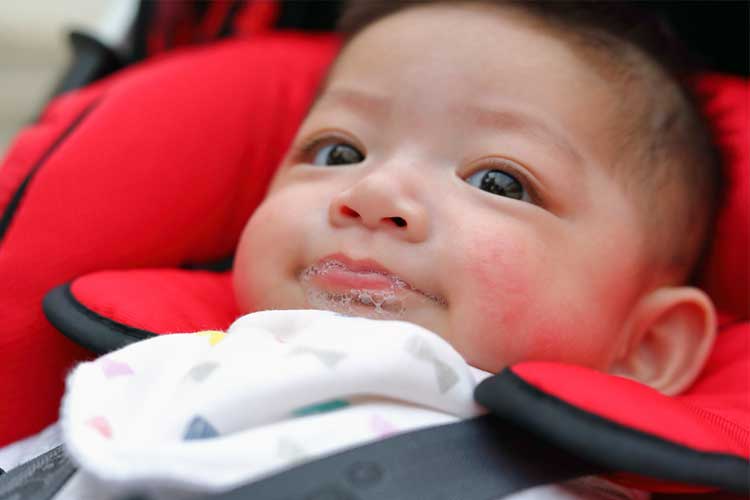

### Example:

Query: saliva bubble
xmin=299 ymin=261 xmax=406 ymax=319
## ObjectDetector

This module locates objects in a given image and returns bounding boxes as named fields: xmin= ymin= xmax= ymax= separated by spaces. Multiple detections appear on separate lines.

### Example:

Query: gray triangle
xmin=433 ymin=359 xmax=459 ymax=393
xmin=183 ymin=415 xmax=219 ymax=440
xmin=289 ymin=347 xmax=345 ymax=368
xmin=405 ymin=336 xmax=429 ymax=360
xmin=187 ymin=361 xmax=219 ymax=382
xmin=405 ymin=336 xmax=459 ymax=394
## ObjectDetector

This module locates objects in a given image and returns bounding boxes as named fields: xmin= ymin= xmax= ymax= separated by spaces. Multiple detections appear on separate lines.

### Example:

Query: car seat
xmin=0 ymin=5 xmax=746 ymax=498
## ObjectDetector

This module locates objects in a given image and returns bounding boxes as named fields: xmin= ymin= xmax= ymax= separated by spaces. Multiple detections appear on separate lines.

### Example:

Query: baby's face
xmin=234 ymin=3 xmax=653 ymax=373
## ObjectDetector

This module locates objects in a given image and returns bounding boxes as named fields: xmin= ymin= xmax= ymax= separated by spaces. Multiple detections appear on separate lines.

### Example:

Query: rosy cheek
xmin=521 ymin=326 xmax=564 ymax=362
xmin=458 ymin=232 xmax=536 ymax=366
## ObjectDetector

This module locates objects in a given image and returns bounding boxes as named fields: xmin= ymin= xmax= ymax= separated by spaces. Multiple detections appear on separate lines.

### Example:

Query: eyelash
xmin=296 ymin=134 xmax=364 ymax=164
xmin=467 ymin=158 xmax=544 ymax=207
xmin=294 ymin=134 xmax=544 ymax=207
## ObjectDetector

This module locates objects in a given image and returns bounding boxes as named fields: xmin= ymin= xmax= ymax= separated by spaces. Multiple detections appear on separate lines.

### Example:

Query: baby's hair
xmin=336 ymin=0 xmax=724 ymax=285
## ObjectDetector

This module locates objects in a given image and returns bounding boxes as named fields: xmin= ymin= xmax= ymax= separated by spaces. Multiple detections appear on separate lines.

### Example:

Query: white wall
xmin=0 ymin=1 xmax=112 ymax=156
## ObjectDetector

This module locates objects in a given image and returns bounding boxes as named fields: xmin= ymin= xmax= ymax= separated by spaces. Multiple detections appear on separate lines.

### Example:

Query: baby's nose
xmin=328 ymin=177 xmax=429 ymax=243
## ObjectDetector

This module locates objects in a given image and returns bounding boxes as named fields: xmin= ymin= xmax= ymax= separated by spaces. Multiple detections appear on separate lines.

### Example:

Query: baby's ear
xmin=609 ymin=287 xmax=716 ymax=396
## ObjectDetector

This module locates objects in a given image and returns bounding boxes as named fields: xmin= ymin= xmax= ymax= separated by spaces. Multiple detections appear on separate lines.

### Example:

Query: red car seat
xmin=0 ymin=33 xmax=746 ymax=495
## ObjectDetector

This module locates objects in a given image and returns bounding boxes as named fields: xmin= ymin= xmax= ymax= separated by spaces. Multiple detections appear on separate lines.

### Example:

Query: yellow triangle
xmin=196 ymin=330 xmax=226 ymax=346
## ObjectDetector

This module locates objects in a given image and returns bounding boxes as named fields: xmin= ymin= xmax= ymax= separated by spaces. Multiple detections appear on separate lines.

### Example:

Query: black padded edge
xmin=181 ymin=255 xmax=234 ymax=272
xmin=0 ymin=100 xmax=99 ymax=244
xmin=475 ymin=369 xmax=750 ymax=494
xmin=43 ymin=283 xmax=155 ymax=354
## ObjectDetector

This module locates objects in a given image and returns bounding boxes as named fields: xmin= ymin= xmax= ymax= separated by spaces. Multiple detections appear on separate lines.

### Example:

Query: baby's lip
xmin=320 ymin=253 xmax=398 ymax=277
xmin=310 ymin=255 xmax=407 ymax=293
xmin=307 ymin=253 xmax=447 ymax=307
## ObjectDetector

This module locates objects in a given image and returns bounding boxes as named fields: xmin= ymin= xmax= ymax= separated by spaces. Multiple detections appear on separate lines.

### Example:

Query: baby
xmin=234 ymin=0 xmax=721 ymax=396
xmin=45 ymin=1 xmax=727 ymax=499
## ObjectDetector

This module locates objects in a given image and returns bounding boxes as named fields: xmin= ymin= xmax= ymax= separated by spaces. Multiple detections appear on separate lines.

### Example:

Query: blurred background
xmin=0 ymin=2 xmax=112 ymax=155
xmin=0 ymin=0 xmax=747 ymax=158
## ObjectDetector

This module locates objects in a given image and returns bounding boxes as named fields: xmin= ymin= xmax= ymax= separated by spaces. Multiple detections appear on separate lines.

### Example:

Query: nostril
xmin=389 ymin=217 xmax=407 ymax=228
xmin=341 ymin=206 xmax=360 ymax=218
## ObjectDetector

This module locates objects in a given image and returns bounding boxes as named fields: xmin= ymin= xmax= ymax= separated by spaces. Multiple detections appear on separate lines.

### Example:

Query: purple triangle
xmin=100 ymin=358 xmax=134 ymax=378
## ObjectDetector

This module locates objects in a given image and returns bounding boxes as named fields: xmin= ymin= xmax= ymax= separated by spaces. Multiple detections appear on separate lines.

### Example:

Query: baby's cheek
xmin=234 ymin=195 xmax=304 ymax=311
xmin=457 ymin=233 xmax=538 ymax=367
xmin=234 ymin=211 xmax=273 ymax=311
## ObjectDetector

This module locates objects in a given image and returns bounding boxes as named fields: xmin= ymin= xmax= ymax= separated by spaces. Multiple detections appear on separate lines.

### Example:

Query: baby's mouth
xmin=298 ymin=257 xmax=445 ymax=319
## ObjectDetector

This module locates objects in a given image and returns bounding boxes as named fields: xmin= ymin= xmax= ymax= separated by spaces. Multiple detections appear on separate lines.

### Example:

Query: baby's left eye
xmin=312 ymin=142 xmax=365 ymax=166
xmin=465 ymin=169 xmax=526 ymax=201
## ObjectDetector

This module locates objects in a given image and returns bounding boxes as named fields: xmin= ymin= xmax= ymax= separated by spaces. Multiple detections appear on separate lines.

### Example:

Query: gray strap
xmin=0 ymin=445 xmax=75 ymax=500
xmin=0 ymin=416 xmax=599 ymax=500
xmin=196 ymin=415 xmax=599 ymax=500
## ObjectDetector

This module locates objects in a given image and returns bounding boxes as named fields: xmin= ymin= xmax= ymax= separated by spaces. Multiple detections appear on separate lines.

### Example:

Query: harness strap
xmin=0 ymin=445 xmax=75 ymax=500
xmin=0 ymin=415 xmax=598 ymax=500
xmin=199 ymin=414 xmax=600 ymax=500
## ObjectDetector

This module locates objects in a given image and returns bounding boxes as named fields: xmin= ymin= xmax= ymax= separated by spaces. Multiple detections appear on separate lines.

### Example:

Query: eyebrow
xmin=313 ymin=87 xmax=390 ymax=118
xmin=465 ymin=104 xmax=583 ymax=166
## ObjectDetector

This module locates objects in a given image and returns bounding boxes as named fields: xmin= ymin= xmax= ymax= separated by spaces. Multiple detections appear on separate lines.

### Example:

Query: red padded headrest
xmin=695 ymin=75 xmax=750 ymax=320
xmin=0 ymin=32 xmax=747 ymax=494
xmin=0 ymin=33 xmax=340 ymax=445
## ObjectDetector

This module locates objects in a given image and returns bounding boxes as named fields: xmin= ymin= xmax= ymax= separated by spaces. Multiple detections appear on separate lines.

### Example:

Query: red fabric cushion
xmin=503 ymin=322 xmax=748 ymax=493
xmin=512 ymin=348 xmax=748 ymax=459
xmin=71 ymin=269 xmax=238 ymax=335
xmin=0 ymin=33 xmax=340 ymax=445
xmin=696 ymin=75 xmax=750 ymax=320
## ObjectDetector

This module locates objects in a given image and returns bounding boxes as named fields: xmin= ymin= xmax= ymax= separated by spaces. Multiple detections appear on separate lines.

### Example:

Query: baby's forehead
xmin=332 ymin=7 xmax=642 ymax=110
xmin=320 ymin=2 xmax=675 ymax=173
xmin=333 ymin=2 xmax=658 ymax=114
xmin=316 ymin=67 xmax=633 ymax=172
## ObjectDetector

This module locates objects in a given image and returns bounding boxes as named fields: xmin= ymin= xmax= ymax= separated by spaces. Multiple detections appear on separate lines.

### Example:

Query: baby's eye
xmin=465 ymin=169 xmax=525 ymax=201
xmin=312 ymin=142 xmax=365 ymax=166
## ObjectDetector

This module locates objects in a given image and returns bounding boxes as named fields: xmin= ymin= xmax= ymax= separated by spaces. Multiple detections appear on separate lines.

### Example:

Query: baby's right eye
xmin=312 ymin=142 xmax=365 ymax=166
